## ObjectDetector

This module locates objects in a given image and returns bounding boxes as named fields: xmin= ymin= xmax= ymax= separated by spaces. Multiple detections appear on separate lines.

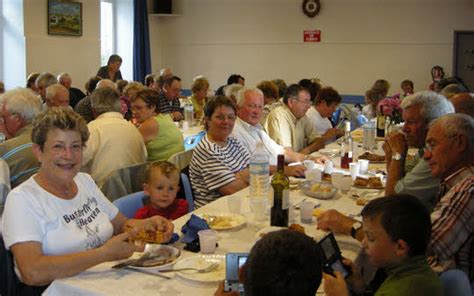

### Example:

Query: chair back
xmin=99 ymin=162 xmax=147 ymax=202
xmin=167 ymin=149 xmax=194 ymax=171
xmin=0 ymin=236 xmax=16 ymax=296
xmin=168 ymin=149 xmax=195 ymax=212
xmin=439 ymin=269 xmax=472 ymax=296
xmin=113 ymin=191 xmax=146 ymax=218
xmin=181 ymin=172 xmax=194 ymax=212
xmin=183 ymin=131 xmax=205 ymax=151
xmin=0 ymin=159 xmax=10 ymax=204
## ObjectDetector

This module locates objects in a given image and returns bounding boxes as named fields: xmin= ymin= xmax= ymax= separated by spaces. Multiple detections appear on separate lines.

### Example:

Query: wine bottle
xmin=376 ymin=105 xmax=385 ymax=138
xmin=271 ymin=154 xmax=289 ymax=227
xmin=340 ymin=121 xmax=353 ymax=169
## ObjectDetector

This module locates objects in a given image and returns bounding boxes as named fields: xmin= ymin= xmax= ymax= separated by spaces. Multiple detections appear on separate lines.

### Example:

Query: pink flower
xmin=378 ymin=97 xmax=402 ymax=116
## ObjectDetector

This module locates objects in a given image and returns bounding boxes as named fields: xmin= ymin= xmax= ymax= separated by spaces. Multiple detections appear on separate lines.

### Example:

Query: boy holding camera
xmin=324 ymin=194 xmax=443 ymax=296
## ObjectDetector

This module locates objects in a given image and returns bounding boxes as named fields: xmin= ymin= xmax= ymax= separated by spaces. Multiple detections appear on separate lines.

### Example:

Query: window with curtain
xmin=100 ymin=0 xmax=115 ymax=66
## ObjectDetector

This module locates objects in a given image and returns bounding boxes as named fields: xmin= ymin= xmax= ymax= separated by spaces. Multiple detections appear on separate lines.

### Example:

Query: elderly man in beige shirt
xmin=264 ymin=84 xmax=324 ymax=154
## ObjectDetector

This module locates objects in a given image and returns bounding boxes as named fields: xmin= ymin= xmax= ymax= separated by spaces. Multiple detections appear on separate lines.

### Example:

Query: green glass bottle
xmin=270 ymin=154 xmax=289 ymax=227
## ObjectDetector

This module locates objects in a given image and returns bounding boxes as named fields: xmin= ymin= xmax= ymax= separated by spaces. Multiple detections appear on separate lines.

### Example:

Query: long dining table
xmin=43 ymin=136 xmax=389 ymax=296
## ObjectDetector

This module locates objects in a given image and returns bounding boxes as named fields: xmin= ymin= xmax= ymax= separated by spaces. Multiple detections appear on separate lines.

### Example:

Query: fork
xmin=159 ymin=262 xmax=219 ymax=273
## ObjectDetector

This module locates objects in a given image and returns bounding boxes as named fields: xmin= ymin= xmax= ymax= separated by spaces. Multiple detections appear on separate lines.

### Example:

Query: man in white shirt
xmin=264 ymin=84 xmax=324 ymax=154
xmin=82 ymin=87 xmax=147 ymax=186
xmin=232 ymin=87 xmax=326 ymax=176
xmin=306 ymin=86 xmax=344 ymax=143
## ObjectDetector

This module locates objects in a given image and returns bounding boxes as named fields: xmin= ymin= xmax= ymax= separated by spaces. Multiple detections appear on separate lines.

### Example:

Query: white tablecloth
xmin=44 ymin=136 xmax=390 ymax=296
xmin=43 ymin=183 xmax=379 ymax=296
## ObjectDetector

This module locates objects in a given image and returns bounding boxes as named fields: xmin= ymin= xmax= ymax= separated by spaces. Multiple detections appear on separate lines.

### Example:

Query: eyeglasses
xmin=213 ymin=114 xmax=236 ymax=121
xmin=424 ymin=142 xmax=435 ymax=152
xmin=292 ymin=98 xmax=311 ymax=106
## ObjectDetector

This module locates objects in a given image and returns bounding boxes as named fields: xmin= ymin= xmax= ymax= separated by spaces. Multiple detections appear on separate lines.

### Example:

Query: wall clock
xmin=302 ymin=0 xmax=321 ymax=18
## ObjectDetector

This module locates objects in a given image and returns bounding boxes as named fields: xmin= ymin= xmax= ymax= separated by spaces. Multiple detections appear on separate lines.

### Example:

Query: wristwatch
xmin=392 ymin=153 xmax=404 ymax=161
xmin=350 ymin=221 xmax=363 ymax=239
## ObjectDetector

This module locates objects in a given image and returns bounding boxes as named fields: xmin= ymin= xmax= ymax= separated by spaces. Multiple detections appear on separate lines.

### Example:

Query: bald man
xmin=45 ymin=84 xmax=70 ymax=108
xmin=449 ymin=93 xmax=474 ymax=117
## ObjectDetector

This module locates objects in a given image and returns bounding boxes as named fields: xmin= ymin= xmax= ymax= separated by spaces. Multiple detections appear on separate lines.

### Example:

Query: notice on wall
xmin=304 ymin=30 xmax=321 ymax=42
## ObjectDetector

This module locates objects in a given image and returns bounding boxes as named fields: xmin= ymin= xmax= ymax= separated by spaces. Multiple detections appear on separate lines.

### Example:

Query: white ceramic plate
xmin=124 ymin=244 xmax=181 ymax=269
xmin=318 ymin=148 xmax=340 ymax=157
xmin=255 ymin=226 xmax=287 ymax=240
xmin=174 ymin=254 xmax=226 ymax=284
xmin=200 ymin=213 xmax=247 ymax=230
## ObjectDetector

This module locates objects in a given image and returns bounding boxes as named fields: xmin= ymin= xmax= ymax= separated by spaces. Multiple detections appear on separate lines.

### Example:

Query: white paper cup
xmin=227 ymin=195 xmax=242 ymax=214
xmin=331 ymin=172 xmax=344 ymax=190
xmin=303 ymin=160 xmax=316 ymax=170
xmin=306 ymin=168 xmax=322 ymax=182
xmin=349 ymin=162 xmax=360 ymax=180
xmin=182 ymin=121 xmax=189 ymax=130
xmin=250 ymin=199 xmax=267 ymax=221
xmin=300 ymin=201 xmax=313 ymax=224
xmin=358 ymin=159 xmax=369 ymax=174
xmin=324 ymin=160 xmax=333 ymax=174
xmin=198 ymin=229 xmax=217 ymax=254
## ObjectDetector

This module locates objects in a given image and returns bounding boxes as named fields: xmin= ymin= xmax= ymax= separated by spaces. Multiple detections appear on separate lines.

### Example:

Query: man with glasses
xmin=156 ymin=75 xmax=183 ymax=121
xmin=0 ymin=88 xmax=42 ymax=188
xmin=264 ymin=84 xmax=324 ymax=154
xmin=423 ymin=113 xmax=474 ymax=282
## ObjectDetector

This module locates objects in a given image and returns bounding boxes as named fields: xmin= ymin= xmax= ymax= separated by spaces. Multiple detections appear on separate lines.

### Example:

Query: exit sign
xmin=304 ymin=30 xmax=321 ymax=42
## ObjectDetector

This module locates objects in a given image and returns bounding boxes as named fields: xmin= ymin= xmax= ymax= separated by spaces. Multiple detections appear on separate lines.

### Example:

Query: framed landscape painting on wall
xmin=48 ymin=0 xmax=82 ymax=36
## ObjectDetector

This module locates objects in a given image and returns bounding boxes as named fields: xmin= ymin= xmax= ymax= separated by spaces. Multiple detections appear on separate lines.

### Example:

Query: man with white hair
xmin=44 ymin=84 xmax=70 ymax=109
xmin=57 ymin=72 xmax=85 ymax=108
xmin=423 ymin=113 xmax=474 ymax=281
xmin=34 ymin=72 xmax=57 ymax=102
xmin=383 ymin=91 xmax=455 ymax=211
xmin=82 ymin=87 xmax=146 ymax=186
xmin=232 ymin=87 xmax=326 ymax=177
xmin=0 ymin=88 xmax=42 ymax=187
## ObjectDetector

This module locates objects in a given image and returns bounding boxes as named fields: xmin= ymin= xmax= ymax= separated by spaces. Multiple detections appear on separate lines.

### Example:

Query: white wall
xmin=149 ymin=0 xmax=474 ymax=95
xmin=23 ymin=0 xmax=101 ymax=91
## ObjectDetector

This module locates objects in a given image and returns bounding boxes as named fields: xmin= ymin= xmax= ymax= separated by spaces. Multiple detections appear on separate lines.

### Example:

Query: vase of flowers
xmin=377 ymin=97 xmax=403 ymax=134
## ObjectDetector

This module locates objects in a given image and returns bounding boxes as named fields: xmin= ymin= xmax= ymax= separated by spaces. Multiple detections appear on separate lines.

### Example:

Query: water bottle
xmin=363 ymin=121 xmax=376 ymax=151
xmin=184 ymin=101 xmax=194 ymax=126
xmin=0 ymin=132 xmax=5 ymax=143
xmin=249 ymin=142 xmax=270 ymax=199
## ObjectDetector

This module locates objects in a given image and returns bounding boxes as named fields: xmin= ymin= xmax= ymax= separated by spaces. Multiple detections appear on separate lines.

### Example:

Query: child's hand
xmin=323 ymin=271 xmax=350 ymax=296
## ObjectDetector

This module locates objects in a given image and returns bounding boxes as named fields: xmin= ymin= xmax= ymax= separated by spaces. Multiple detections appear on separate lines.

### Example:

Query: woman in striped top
xmin=190 ymin=96 xmax=250 ymax=208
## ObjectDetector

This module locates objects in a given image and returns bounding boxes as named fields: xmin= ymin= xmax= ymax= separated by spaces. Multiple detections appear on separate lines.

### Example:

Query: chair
xmin=113 ymin=191 xmax=146 ymax=218
xmin=168 ymin=149 xmax=195 ymax=212
xmin=0 ymin=237 xmax=16 ymax=296
xmin=99 ymin=162 xmax=148 ymax=202
xmin=168 ymin=149 xmax=194 ymax=171
xmin=183 ymin=131 xmax=205 ymax=151
xmin=0 ymin=159 xmax=10 ymax=204
xmin=181 ymin=172 xmax=194 ymax=212
xmin=439 ymin=269 xmax=472 ymax=296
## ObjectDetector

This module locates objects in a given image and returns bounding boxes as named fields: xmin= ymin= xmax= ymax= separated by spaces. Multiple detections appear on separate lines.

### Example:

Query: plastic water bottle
xmin=0 ymin=132 xmax=5 ymax=143
xmin=363 ymin=121 xmax=376 ymax=151
xmin=184 ymin=101 xmax=194 ymax=126
xmin=249 ymin=142 xmax=270 ymax=199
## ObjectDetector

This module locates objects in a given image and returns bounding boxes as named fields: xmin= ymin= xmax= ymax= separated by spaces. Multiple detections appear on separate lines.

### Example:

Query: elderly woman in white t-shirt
xmin=2 ymin=108 xmax=174 ymax=291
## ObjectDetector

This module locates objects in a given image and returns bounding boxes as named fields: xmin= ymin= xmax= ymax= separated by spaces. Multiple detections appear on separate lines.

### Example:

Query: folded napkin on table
xmin=180 ymin=214 xmax=210 ymax=252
